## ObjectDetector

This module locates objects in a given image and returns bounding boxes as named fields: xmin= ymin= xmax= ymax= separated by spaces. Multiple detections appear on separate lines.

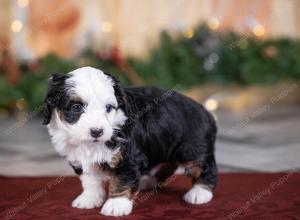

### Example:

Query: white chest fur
xmin=66 ymin=143 xmax=119 ymax=172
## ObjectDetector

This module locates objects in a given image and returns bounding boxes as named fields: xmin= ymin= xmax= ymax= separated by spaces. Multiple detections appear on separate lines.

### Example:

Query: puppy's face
xmin=43 ymin=67 xmax=127 ymax=145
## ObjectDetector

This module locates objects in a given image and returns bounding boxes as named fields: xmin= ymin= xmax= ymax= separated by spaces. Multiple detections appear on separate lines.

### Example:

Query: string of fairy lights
xmin=10 ymin=0 xmax=114 ymax=33
xmin=207 ymin=0 xmax=266 ymax=37
xmin=10 ymin=1 xmax=267 ymax=36
xmin=8 ymin=0 xmax=268 ymax=114
xmin=10 ymin=0 xmax=29 ymax=33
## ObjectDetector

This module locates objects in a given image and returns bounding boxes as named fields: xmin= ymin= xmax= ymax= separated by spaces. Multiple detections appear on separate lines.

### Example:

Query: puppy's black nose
xmin=90 ymin=128 xmax=103 ymax=138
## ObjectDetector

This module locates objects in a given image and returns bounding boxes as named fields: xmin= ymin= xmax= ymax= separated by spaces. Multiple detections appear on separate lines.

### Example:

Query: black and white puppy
xmin=43 ymin=67 xmax=218 ymax=217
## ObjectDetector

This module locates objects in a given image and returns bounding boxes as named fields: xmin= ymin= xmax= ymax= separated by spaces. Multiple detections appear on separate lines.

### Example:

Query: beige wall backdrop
xmin=0 ymin=0 xmax=12 ymax=49
xmin=75 ymin=0 xmax=211 ymax=57
xmin=77 ymin=0 xmax=300 ymax=57
xmin=1 ymin=0 xmax=300 ymax=59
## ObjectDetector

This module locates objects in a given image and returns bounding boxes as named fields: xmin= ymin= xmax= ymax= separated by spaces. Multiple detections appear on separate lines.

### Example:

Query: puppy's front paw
xmin=183 ymin=184 xmax=213 ymax=205
xmin=72 ymin=192 xmax=104 ymax=209
xmin=100 ymin=197 xmax=133 ymax=216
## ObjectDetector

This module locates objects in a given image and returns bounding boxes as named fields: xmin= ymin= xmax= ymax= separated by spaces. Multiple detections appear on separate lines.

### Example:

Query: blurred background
xmin=0 ymin=0 xmax=300 ymax=176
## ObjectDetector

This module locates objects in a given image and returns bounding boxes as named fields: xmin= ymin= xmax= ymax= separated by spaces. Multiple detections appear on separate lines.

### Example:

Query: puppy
xmin=43 ymin=67 xmax=217 ymax=216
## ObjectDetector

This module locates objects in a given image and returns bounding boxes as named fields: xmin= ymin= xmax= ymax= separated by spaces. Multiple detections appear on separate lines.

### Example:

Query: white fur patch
xmin=72 ymin=172 xmax=106 ymax=209
xmin=183 ymin=184 xmax=213 ymax=205
xmin=100 ymin=197 xmax=133 ymax=217
xmin=139 ymin=175 xmax=158 ymax=191
xmin=72 ymin=191 xmax=104 ymax=209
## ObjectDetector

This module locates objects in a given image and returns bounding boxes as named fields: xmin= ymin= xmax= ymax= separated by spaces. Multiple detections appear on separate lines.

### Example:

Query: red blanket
xmin=1 ymin=173 xmax=299 ymax=219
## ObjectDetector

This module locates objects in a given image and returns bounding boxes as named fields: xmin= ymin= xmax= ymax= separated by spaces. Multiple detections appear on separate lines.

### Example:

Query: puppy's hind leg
xmin=181 ymin=155 xmax=218 ymax=205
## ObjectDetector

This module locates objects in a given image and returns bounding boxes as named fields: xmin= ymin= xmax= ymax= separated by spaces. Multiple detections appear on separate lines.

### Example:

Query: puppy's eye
xmin=71 ymin=103 xmax=83 ymax=112
xmin=106 ymin=104 xmax=115 ymax=113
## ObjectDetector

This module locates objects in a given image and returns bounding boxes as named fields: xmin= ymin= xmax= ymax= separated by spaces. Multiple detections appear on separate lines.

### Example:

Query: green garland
xmin=130 ymin=25 xmax=300 ymax=87
xmin=1 ymin=24 xmax=300 ymax=111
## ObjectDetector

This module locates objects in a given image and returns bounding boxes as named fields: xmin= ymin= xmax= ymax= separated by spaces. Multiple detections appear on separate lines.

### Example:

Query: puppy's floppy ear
xmin=105 ymin=72 xmax=127 ymax=110
xmin=43 ymin=73 xmax=69 ymax=125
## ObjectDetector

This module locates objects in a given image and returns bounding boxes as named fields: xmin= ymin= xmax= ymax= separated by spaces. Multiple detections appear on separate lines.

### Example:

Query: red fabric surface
xmin=0 ymin=173 xmax=300 ymax=220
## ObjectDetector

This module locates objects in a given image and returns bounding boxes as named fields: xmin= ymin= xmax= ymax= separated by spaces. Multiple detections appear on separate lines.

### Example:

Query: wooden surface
xmin=0 ymin=104 xmax=299 ymax=176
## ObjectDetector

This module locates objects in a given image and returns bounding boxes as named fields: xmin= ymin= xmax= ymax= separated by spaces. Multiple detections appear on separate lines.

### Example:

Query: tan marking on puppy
xmin=179 ymin=161 xmax=202 ymax=182
xmin=108 ymin=151 xmax=123 ymax=168
xmin=109 ymin=177 xmax=138 ymax=200
xmin=189 ymin=166 xmax=202 ymax=182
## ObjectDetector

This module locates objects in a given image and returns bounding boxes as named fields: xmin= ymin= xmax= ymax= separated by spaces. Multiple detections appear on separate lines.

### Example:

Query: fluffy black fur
xmin=110 ymin=85 xmax=218 ymax=191
xmin=43 ymin=73 xmax=72 ymax=125
xmin=44 ymin=72 xmax=218 ymax=193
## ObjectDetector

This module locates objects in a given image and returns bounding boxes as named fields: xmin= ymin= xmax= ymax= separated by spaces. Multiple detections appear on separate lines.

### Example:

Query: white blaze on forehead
xmin=66 ymin=66 xmax=116 ymax=104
